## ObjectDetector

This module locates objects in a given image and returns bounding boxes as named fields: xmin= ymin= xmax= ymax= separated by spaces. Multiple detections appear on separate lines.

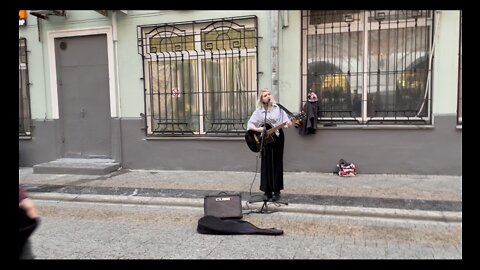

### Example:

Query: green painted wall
xmin=19 ymin=11 xmax=112 ymax=120
xmin=278 ymin=10 xmax=302 ymax=112
xmin=115 ymin=10 xmax=271 ymax=117
xmin=19 ymin=23 xmax=49 ymax=120
xmin=19 ymin=10 xmax=461 ymax=120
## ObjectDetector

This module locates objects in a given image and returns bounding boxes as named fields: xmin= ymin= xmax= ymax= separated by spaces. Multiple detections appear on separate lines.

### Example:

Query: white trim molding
xmin=47 ymin=26 xmax=117 ymax=119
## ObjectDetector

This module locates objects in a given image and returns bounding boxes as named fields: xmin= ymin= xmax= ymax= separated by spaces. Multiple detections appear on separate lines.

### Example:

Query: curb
xmin=30 ymin=192 xmax=462 ymax=223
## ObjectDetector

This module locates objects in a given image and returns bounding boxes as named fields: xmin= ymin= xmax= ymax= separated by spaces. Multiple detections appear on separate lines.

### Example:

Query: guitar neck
xmin=266 ymin=121 xmax=289 ymax=136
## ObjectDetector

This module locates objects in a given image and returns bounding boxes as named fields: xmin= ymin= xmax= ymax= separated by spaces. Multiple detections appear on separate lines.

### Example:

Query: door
xmin=55 ymin=34 xmax=111 ymax=158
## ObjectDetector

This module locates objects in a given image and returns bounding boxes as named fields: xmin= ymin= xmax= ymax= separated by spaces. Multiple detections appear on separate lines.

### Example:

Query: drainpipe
xmin=271 ymin=10 xmax=279 ymax=99
xmin=112 ymin=10 xmax=124 ymax=165
xmin=112 ymin=11 xmax=121 ymax=116
xmin=282 ymin=10 xmax=289 ymax=28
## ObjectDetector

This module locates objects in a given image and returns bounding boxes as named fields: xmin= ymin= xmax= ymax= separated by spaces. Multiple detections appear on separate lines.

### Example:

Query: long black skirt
xmin=260 ymin=129 xmax=284 ymax=194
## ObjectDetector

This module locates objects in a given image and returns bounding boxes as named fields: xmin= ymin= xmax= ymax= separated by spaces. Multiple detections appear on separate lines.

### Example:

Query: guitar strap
xmin=276 ymin=103 xmax=294 ymax=117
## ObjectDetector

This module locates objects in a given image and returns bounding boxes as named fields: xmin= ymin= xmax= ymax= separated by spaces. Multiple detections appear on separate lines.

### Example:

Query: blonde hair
xmin=257 ymin=88 xmax=276 ymax=108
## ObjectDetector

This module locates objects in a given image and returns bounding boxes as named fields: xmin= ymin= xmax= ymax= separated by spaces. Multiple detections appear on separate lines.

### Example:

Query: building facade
xmin=19 ymin=10 xmax=462 ymax=175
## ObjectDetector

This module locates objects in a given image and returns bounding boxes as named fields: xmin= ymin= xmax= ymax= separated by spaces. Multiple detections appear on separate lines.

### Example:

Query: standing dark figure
xmin=19 ymin=186 xmax=40 ymax=259
xmin=300 ymin=91 xmax=318 ymax=135
xmin=247 ymin=88 xmax=292 ymax=201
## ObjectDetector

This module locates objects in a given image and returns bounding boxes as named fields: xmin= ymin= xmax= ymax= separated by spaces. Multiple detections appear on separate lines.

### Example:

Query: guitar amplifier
xmin=204 ymin=192 xmax=243 ymax=219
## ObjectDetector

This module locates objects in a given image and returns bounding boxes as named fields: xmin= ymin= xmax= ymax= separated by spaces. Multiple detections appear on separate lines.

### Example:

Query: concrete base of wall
xmin=33 ymin=158 xmax=120 ymax=175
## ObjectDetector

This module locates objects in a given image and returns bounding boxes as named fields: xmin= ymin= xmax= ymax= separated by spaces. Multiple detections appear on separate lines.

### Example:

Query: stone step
xmin=33 ymin=158 xmax=120 ymax=175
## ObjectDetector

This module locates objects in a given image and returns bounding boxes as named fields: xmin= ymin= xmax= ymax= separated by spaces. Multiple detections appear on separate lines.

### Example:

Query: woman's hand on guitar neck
xmin=283 ymin=119 xmax=293 ymax=129
xmin=254 ymin=126 xmax=266 ymax=133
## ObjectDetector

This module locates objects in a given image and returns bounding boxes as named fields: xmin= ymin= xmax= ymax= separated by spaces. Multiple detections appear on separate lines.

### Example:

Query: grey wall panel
xmin=19 ymin=116 xmax=461 ymax=175
xmin=284 ymin=115 xmax=461 ymax=175
xmin=19 ymin=120 xmax=59 ymax=167
xmin=119 ymin=118 xmax=257 ymax=171
xmin=120 ymin=115 xmax=461 ymax=175
xmin=111 ymin=118 xmax=123 ymax=166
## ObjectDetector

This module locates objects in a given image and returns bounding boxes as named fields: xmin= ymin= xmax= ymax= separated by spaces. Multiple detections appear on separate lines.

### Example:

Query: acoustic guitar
xmin=245 ymin=113 xmax=305 ymax=153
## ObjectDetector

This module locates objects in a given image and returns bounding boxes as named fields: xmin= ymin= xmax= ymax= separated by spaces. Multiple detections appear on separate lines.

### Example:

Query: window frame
xmin=457 ymin=10 xmax=462 ymax=126
xmin=19 ymin=37 xmax=32 ymax=137
xmin=301 ymin=10 xmax=434 ymax=125
xmin=138 ymin=16 xmax=258 ymax=137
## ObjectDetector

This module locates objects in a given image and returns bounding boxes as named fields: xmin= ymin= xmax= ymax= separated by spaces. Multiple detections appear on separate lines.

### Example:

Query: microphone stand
xmin=255 ymin=99 xmax=269 ymax=155
xmin=260 ymin=102 xmax=269 ymax=154
xmin=247 ymin=102 xmax=268 ymax=206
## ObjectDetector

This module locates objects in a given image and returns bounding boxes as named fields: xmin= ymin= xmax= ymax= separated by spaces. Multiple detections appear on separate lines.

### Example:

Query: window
xmin=138 ymin=16 xmax=258 ymax=136
xmin=458 ymin=11 xmax=462 ymax=126
xmin=19 ymin=38 xmax=32 ymax=136
xmin=302 ymin=10 xmax=434 ymax=125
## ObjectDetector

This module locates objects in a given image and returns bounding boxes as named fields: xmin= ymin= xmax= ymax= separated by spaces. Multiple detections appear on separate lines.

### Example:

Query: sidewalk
xmin=18 ymin=167 xmax=462 ymax=222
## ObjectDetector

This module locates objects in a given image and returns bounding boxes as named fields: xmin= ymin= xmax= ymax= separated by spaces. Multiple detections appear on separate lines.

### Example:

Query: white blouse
xmin=247 ymin=104 xmax=290 ymax=135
